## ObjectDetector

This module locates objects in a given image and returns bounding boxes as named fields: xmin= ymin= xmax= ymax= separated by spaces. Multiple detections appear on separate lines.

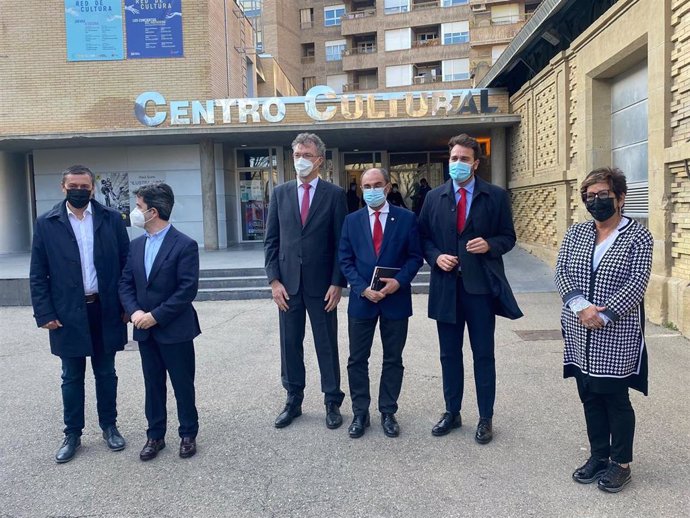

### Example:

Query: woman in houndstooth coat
xmin=555 ymin=167 xmax=653 ymax=494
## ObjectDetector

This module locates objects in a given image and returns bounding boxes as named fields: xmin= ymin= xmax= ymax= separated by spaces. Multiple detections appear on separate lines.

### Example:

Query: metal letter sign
xmin=64 ymin=0 xmax=125 ymax=62
xmin=125 ymin=0 xmax=183 ymax=59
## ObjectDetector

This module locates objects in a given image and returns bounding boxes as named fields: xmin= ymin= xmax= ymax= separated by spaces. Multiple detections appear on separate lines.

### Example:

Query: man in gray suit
xmin=265 ymin=133 xmax=348 ymax=429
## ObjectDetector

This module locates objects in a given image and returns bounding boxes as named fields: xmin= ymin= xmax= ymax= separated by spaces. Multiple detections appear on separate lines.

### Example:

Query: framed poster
xmin=64 ymin=0 xmax=124 ymax=61
xmin=125 ymin=0 xmax=183 ymax=59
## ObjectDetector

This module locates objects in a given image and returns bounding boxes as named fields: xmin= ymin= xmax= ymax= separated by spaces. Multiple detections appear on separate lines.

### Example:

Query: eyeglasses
xmin=293 ymin=153 xmax=317 ymax=159
xmin=582 ymin=189 xmax=613 ymax=202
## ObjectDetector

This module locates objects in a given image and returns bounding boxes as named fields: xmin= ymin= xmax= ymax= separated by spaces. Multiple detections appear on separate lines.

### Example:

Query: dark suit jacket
xmin=339 ymin=205 xmax=423 ymax=320
xmin=30 ymin=200 xmax=129 ymax=357
xmin=265 ymin=178 xmax=348 ymax=297
xmin=419 ymin=177 xmax=523 ymax=323
xmin=118 ymin=225 xmax=201 ymax=344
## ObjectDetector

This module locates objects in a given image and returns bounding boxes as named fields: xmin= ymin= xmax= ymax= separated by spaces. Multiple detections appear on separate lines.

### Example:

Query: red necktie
xmin=457 ymin=187 xmax=467 ymax=233
xmin=373 ymin=211 xmax=383 ymax=256
xmin=300 ymin=183 xmax=311 ymax=226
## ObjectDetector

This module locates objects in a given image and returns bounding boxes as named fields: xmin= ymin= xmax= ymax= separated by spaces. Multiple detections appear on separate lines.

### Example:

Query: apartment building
xmin=246 ymin=0 xmax=540 ymax=94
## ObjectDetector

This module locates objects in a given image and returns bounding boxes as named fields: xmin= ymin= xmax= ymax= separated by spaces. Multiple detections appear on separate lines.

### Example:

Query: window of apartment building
xmin=300 ymin=8 xmax=314 ymax=29
xmin=441 ymin=21 xmax=469 ymax=45
xmin=385 ymin=28 xmax=412 ymax=51
xmin=441 ymin=0 xmax=468 ymax=6
xmin=491 ymin=44 xmax=508 ymax=64
xmin=386 ymin=64 xmax=413 ymax=87
xmin=384 ymin=0 xmax=410 ymax=15
xmin=491 ymin=3 xmax=520 ymax=25
xmin=303 ymin=76 xmax=317 ymax=93
xmin=326 ymin=40 xmax=347 ymax=61
xmin=442 ymin=58 xmax=470 ymax=81
xmin=327 ymin=73 xmax=348 ymax=94
xmin=358 ymin=40 xmax=376 ymax=53
xmin=324 ymin=5 xmax=346 ymax=26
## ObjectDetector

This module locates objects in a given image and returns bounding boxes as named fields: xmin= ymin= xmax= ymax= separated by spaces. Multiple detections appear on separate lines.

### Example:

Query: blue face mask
xmin=449 ymin=161 xmax=473 ymax=183
xmin=363 ymin=187 xmax=386 ymax=208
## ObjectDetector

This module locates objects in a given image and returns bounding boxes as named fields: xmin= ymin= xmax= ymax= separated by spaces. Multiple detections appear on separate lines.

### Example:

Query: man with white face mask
xmin=265 ymin=133 xmax=348 ymax=430
xmin=418 ymin=134 xmax=522 ymax=445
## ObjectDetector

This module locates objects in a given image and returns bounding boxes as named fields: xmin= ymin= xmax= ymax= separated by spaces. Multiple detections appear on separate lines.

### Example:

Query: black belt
xmin=85 ymin=293 xmax=99 ymax=304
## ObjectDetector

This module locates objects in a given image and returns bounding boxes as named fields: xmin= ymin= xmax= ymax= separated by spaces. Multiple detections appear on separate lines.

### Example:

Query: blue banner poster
xmin=125 ymin=0 xmax=183 ymax=59
xmin=65 ymin=1 xmax=125 ymax=61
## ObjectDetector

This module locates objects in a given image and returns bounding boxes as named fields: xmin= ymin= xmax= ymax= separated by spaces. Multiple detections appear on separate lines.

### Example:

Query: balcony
xmin=413 ymin=74 xmax=443 ymax=85
xmin=412 ymin=38 xmax=440 ymax=48
xmin=300 ymin=20 xmax=313 ymax=29
xmin=470 ymin=15 xmax=529 ymax=46
xmin=341 ymin=9 xmax=378 ymax=35
xmin=387 ymin=41 xmax=469 ymax=62
xmin=412 ymin=0 xmax=439 ymax=11
xmin=342 ymin=48 xmax=379 ymax=71
xmin=300 ymin=56 xmax=315 ymax=64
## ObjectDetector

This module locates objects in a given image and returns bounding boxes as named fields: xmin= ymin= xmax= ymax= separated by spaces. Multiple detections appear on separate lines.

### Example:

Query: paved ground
xmin=1 ymin=253 xmax=688 ymax=517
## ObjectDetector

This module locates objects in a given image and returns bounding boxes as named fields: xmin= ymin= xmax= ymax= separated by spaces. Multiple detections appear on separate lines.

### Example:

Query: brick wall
xmin=671 ymin=0 xmax=690 ymax=146
xmin=669 ymin=160 xmax=690 ymax=280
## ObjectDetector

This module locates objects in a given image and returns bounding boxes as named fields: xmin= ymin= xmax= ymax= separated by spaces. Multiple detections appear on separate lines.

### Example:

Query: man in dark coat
xmin=30 ymin=165 xmax=129 ymax=463
xmin=119 ymin=183 xmax=201 ymax=461
xmin=264 ymin=132 xmax=348 ymax=430
xmin=418 ymin=134 xmax=522 ymax=445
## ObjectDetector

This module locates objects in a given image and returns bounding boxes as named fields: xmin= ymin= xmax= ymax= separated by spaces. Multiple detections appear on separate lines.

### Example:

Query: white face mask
xmin=130 ymin=208 xmax=152 ymax=228
xmin=294 ymin=157 xmax=315 ymax=178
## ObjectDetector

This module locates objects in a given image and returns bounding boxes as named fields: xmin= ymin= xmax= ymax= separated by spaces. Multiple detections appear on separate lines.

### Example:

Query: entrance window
xmin=236 ymin=148 xmax=279 ymax=242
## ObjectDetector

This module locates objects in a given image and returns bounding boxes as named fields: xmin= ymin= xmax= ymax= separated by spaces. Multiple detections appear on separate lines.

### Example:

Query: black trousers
xmin=347 ymin=316 xmax=408 ymax=416
xmin=60 ymin=299 xmax=118 ymax=437
xmin=436 ymin=279 xmax=496 ymax=418
xmin=139 ymin=338 xmax=199 ymax=440
xmin=576 ymin=377 xmax=635 ymax=464
xmin=279 ymin=286 xmax=344 ymax=406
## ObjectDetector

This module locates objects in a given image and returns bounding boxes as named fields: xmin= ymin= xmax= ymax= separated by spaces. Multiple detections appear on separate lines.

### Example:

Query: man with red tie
xmin=339 ymin=168 xmax=423 ymax=438
xmin=264 ymin=133 xmax=348 ymax=430
xmin=418 ymin=134 xmax=522 ymax=445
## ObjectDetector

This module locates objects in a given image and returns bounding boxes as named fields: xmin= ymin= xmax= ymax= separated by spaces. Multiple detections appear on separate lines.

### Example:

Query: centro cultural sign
xmin=134 ymin=86 xmax=502 ymax=127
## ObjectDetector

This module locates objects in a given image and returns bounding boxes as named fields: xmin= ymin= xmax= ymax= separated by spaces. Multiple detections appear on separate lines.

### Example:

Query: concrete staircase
xmin=196 ymin=264 xmax=432 ymax=301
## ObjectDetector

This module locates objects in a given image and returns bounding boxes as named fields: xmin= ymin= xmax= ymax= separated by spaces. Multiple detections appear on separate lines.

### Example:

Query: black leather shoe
xmin=348 ymin=413 xmax=370 ymax=438
xmin=326 ymin=403 xmax=343 ymax=429
xmin=597 ymin=462 xmax=631 ymax=493
xmin=55 ymin=435 xmax=81 ymax=464
xmin=432 ymin=412 xmax=461 ymax=436
xmin=381 ymin=413 xmax=400 ymax=438
xmin=179 ymin=437 xmax=197 ymax=459
xmin=102 ymin=425 xmax=126 ymax=451
xmin=475 ymin=418 xmax=493 ymax=444
xmin=274 ymin=404 xmax=302 ymax=428
xmin=572 ymin=457 xmax=609 ymax=484
xmin=139 ymin=438 xmax=165 ymax=461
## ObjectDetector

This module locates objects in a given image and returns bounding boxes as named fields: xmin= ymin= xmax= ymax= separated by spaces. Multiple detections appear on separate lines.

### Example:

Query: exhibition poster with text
xmin=125 ymin=0 xmax=183 ymax=59
xmin=64 ymin=0 xmax=125 ymax=61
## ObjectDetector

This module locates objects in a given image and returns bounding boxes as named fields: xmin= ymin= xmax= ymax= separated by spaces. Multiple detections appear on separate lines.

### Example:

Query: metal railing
xmin=300 ymin=20 xmax=313 ymax=29
xmin=413 ymin=74 xmax=442 ymax=84
xmin=343 ymin=45 xmax=377 ymax=56
xmin=343 ymin=8 xmax=376 ymax=20
xmin=411 ymin=0 xmax=439 ymax=11
xmin=411 ymin=38 xmax=440 ymax=48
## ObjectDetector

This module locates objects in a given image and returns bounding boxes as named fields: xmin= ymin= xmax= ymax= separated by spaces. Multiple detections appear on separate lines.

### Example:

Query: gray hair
xmin=362 ymin=167 xmax=390 ymax=184
xmin=291 ymin=132 xmax=326 ymax=157
xmin=61 ymin=165 xmax=95 ymax=186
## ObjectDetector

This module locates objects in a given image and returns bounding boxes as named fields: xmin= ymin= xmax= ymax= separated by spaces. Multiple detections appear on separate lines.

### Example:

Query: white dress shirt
xmin=66 ymin=201 xmax=98 ymax=295
xmin=297 ymin=177 xmax=319 ymax=208
xmin=367 ymin=201 xmax=390 ymax=234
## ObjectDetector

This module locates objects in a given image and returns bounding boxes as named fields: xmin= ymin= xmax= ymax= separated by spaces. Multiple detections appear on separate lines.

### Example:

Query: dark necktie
xmin=373 ymin=211 xmax=383 ymax=256
xmin=300 ymin=183 xmax=311 ymax=226
xmin=457 ymin=187 xmax=467 ymax=233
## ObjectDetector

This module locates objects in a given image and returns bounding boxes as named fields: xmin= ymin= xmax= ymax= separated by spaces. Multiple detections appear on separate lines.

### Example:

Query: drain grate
xmin=514 ymin=330 xmax=563 ymax=341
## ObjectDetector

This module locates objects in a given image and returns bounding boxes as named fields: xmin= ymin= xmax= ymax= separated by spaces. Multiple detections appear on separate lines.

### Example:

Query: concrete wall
xmin=507 ymin=0 xmax=690 ymax=337
xmin=0 ymin=152 xmax=32 ymax=254
xmin=32 ymin=145 xmax=227 ymax=248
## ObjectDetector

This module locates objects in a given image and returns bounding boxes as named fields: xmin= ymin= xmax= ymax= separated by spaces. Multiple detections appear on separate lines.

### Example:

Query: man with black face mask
xmin=30 ymin=165 xmax=130 ymax=464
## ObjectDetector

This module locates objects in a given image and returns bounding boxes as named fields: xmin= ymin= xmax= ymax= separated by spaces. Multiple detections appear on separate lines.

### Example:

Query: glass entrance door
xmin=236 ymin=148 xmax=279 ymax=242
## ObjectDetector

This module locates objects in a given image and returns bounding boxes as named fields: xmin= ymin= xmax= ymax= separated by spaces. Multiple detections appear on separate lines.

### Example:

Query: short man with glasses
xmin=338 ymin=168 xmax=423 ymax=438
xmin=30 ymin=165 xmax=130 ymax=463
xmin=265 ymin=133 xmax=348 ymax=429
xmin=418 ymin=134 xmax=522 ymax=444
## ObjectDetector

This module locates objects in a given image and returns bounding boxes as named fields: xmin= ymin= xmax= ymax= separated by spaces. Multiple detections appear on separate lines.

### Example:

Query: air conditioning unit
xmin=471 ymin=4 xmax=486 ymax=11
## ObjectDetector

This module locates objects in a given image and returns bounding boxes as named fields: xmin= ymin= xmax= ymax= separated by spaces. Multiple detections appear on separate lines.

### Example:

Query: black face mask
xmin=586 ymin=197 xmax=616 ymax=222
xmin=66 ymin=189 xmax=92 ymax=209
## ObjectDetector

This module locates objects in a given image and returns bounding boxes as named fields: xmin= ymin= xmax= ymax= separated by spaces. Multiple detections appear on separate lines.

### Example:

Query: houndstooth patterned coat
xmin=555 ymin=218 xmax=653 ymax=381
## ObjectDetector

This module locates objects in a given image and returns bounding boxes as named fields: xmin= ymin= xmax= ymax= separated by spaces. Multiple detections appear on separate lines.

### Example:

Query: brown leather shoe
xmin=179 ymin=437 xmax=197 ymax=459
xmin=139 ymin=438 xmax=165 ymax=461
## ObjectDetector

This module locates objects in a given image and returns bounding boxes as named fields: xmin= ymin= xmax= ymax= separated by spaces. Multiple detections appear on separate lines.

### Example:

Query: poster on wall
xmin=95 ymin=172 xmax=130 ymax=224
xmin=64 ymin=0 xmax=125 ymax=61
xmin=124 ymin=0 xmax=183 ymax=59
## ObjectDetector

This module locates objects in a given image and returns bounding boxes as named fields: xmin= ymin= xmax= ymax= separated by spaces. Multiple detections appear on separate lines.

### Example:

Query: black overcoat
xmin=30 ymin=199 xmax=129 ymax=357
xmin=418 ymin=177 xmax=523 ymax=324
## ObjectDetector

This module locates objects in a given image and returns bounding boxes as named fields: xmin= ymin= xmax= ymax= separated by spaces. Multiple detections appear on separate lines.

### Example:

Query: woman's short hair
xmin=580 ymin=167 xmax=627 ymax=201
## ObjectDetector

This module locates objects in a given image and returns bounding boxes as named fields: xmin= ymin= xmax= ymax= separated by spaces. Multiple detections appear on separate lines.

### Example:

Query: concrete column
xmin=490 ymin=127 xmax=507 ymax=189
xmin=0 ymin=152 xmax=31 ymax=254
xmin=199 ymin=140 xmax=219 ymax=251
